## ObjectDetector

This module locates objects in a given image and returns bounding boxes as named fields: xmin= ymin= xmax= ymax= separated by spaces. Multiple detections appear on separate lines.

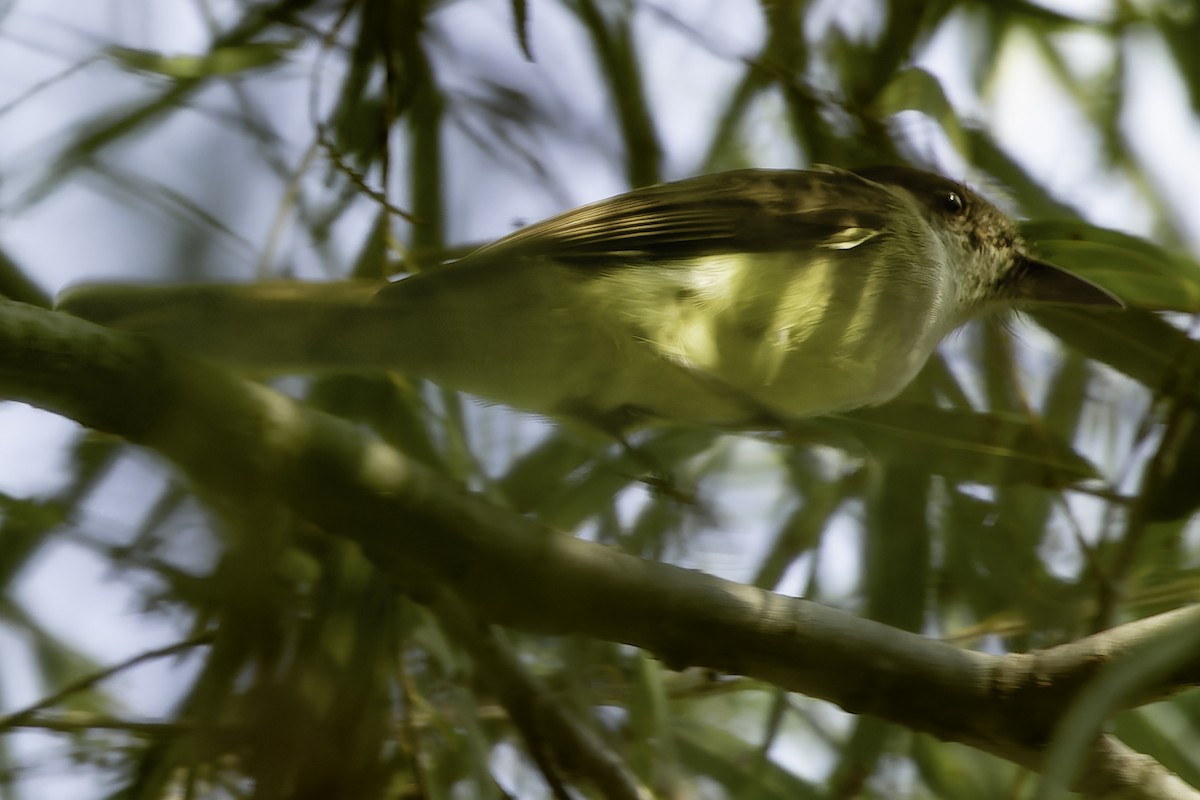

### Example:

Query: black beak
xmin=1013 ymin=255 xmax=1124 ymax=308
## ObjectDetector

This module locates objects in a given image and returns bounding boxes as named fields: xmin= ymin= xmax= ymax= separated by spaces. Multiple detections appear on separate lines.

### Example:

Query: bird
xmin=58 ymin=165 xmax=1122 ymax=434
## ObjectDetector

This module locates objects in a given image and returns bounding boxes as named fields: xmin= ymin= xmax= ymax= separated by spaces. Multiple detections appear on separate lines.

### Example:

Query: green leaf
xmin=628 ymin=653 xmax=674 ymax=785
xmin=496 ymin=432 xmax=597 ymax=512
xmin=816 ymin=402 xmax=1098 ymax=486
xmin=1032 ymin=307 xmax=1200 ymax=404
xmin=572 ymin=0 xmax=661 ymax=187
xmin=1115 ymin=705 xmax=1200 ymax=789
xmin=825 ymin=717 xmax=891 ymax=798
xmin=944 ymin=489 xmax=1086 ymax=635
xmin=755 ymin=467 xmax=858 ymax=590
xmin=0 ymin=246 xmax=49 ymax=307
xmin=1001 ymin=0 xmax=1097 ymax=26
xmin=969 ymin=130 xmax=1076 ymax=217
xmin=912 ymin=735 xmax=1030 ymax=800
xmin=865 ymin=468 xmax=930 ymax=630
xmin=1140 ymin=404 xmax=1200 ymax=523
xmin=1038 ymin=612 xmax=1200 ymax=796
xmin=675 ymin=718 xmax=821 ymax=799
xmin=1023 ymin=220 xmax=1200 ymax=312
xmin=873 ymin=67 xmax=969 ymax=156
xmin=1159 ymin=9 xmax=1200 ymax=114
xmin=510 ymin=0 xmax=535 ymax=61
xmin=107 ymin=42 xmax=295 ymax=79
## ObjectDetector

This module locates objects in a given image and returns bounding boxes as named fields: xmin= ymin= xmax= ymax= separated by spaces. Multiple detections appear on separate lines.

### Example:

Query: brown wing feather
xmin=462 ymin=168 xmax=902 ymax=267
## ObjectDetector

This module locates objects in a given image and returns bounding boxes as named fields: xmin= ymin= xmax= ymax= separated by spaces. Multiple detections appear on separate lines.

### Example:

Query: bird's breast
xmin=589 ymin=251 xmax=957 ymax=421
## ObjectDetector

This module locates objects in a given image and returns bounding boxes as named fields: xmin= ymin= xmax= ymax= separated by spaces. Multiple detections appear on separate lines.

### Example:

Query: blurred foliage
xmin=3 ymin=0 xmax=1200 ymax=798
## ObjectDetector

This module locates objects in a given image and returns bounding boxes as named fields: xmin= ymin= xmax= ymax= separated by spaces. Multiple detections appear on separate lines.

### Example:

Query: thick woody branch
xmin=1 ymin=298 xmax=1198 ymax=798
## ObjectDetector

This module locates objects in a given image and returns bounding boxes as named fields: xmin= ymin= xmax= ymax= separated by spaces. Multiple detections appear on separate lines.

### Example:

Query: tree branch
xmin=2 ymin=298 xmax=1198 ymax=798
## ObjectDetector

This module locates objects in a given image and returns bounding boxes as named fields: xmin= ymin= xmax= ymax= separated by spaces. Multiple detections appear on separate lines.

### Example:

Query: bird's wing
xmin=460 ymin=168 xmax=903 ymax=267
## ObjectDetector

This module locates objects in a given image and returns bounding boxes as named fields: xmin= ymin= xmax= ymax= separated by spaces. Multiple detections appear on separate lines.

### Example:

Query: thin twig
xmin=0 ymin=632 xmax=214 ymax=732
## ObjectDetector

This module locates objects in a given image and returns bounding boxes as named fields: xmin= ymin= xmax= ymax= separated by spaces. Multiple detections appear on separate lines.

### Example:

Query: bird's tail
xmin=57 ymin=280 xmax=411 ymax=374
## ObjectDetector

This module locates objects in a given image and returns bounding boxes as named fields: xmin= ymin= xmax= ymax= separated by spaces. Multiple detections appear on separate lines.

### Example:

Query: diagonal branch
xmin=2 ymin=297 xmax=1198 ymax=798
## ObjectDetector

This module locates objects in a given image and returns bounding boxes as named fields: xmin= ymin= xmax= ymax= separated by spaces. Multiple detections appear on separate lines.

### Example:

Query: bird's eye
xmin=941 ymin=191 xmax=965 ymax=215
